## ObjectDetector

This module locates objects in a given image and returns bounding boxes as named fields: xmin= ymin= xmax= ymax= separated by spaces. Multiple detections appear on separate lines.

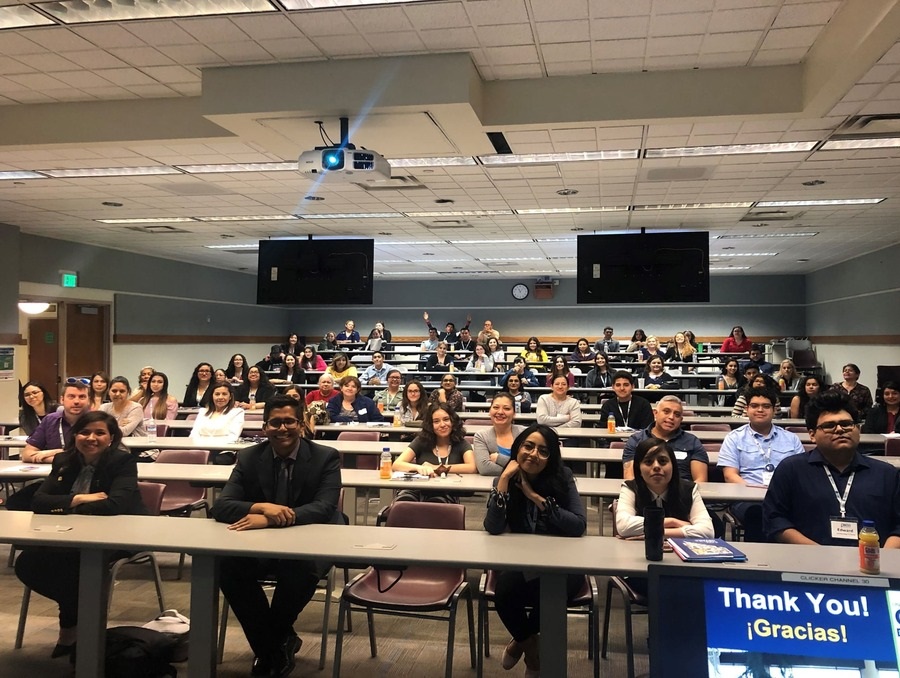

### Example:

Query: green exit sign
xmin=60 ymin=271 xmax=78 ymax=288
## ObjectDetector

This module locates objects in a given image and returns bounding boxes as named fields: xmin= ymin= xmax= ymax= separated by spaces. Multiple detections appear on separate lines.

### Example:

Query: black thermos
xmin=644 ymin=506 xmax=665 ymax=561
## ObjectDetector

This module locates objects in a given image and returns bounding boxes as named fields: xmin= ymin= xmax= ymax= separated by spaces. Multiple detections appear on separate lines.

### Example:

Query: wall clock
xmin=511 ymin=283 xmax=530 ymax=300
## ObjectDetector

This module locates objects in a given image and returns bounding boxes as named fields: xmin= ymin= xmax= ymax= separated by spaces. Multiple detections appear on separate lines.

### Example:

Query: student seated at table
xmin=298 ymin=344 xmax=327 ymax=372
xmin=616 ymin=437 xmax=715 ymax=539
xmin=282 ymin=332 xmax=300 ymax=358
xmin=182 ymin=362 xmax=214 ymax=408
xmin=773 ymin=358 xmax=801 ymax=391
xmin=420 ymin=325 xmax=440 ymax=354
xmin=140 ymin=371 xmax=179 ymax=423
xmin=19 ymin=380 xmax=56 ymax=437
xmin=599 ymin=371 xmax=654 ymax=431
xmin=392 ymin=403 xmax=476 ymax=502
xmin=88 ymin=371 xmax=109 ymax=412
xmin=374 ymin=369 xmax=404 ymax=412
xmin=359 ymin=350 xmax=393 ymax=385
xmin=623 ymin=395 xmax=708 ymax=483
xmin=862 ymin=380 xmax=900 ymax=435
xmin=365 ymin=321 xmax=393 ymax=349
xmin=626 ymin=328 xmax=647 ymax=354
xmin=318 ymin=332 xmax=338 ymax=353
xmin=15 ymin=411 xmax=147 ymax=659
xmin=235 ymin=366 xmax=276 ymax=412
xmin=486 ymin=336 xmax=505 ymax=365
xmin=23 ymin=379 xmax=89 ymax=464
xmin=399 ymin=379 xmax=428 ymax=426
xmin=639 ymin=336 xmax=665 ymax=362
xmin=100 ymin=376 xmax=147 ymax=437
xmin=425 ymin=341 xmax=455 ymax=373
xmin=763 ymin=391 xmax=900 ymax=547
xmin=570 ymin=337 xmax=596 ymax=364
xmin=190 ymin=382 xmax=245 ymax=441
xmin=595 ymin=326 xmax=621 ymax=354
xmin=739 ymin=343 xmax=774 ymax=376
xmin=731 ymin=372 xmax=776 ymax=417
xmin=270 ymin=354 xmax=305 ymax=386
xmin=129 ymin=365 xmax=154 ymax=401
xmin=465 ymin=343 xmax=495 ymax=374
xmin=830 ymin=363 xmax=874 ymax=418
xmin=225 ymin=353 xmax=248 ymax=385
xmin=214 ymin=368 xmax=228 ymax=385
xmin=717 ymin=359 xmax=744 ymax=408
xmin=720 ymin=325 xmax=752 ymax=354
xmin=789 ymin=374 xmax=823 ymax=420
xmin=326 ymin=375 xmax=384 ymax=424
xmin=520 ymin=336 xmax=549 ymax=365
xmin=473 ymin=392 xmax=526 ymax=475
xmin=336 ymin=319 xmax=360 ymax=344
xmin=536 ymin=375 xmax=582 ymax=432
xmin=545 ymin=355 xmax=575 ymax=388
xmin=584 ymin=352 xmax=613 ymax=389
xmin=642 ymin=356 xmax=679 ymax=402
xmin=306 ymin=374 xmax=336 ymax=406
xmin=257 ymin=344 xmax=286 ymax=373
xmin=717 ymin=387 xmax=804 ymax=542
xmin=428 ymin=373 xmax=464 ymax=412
xmin=663 ymin=332 xmax=697 ymax=373
xmin=499 ymin=356 xmax=539 ymax=389
xmin=504 ymin=373 xmax=532 ymax=413
xmin=211 ymin=394 xmax=343 ymax=678
xmin=483 ymin=424 xmax=586 ymax=675
xmin=326 ymin=353 xmax=357 ymax=382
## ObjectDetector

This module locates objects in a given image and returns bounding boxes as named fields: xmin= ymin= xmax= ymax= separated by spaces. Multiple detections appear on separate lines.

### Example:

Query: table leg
xmin=539 ymin=572 xmax=568 ymax=675
xmin=343 ymin=487 xmax=358 ymax=525
xmin=76 ymin=548 xmax=109 ymax=677
xmin=188 ymin=553 xmax=219 ymax=678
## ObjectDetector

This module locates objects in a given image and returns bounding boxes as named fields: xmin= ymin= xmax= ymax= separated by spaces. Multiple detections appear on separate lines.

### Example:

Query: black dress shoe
xmin=51 ymin=642 xmax=75 ymax=659
xmin=250 ymin=655 xmax=272 ymax=676
xmin=270 ymin=634 xmax=302 ymax=678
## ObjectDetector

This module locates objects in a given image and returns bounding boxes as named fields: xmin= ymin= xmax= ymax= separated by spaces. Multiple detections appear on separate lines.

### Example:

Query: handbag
xmin=142 ymin=609 xmax=190 ymax=662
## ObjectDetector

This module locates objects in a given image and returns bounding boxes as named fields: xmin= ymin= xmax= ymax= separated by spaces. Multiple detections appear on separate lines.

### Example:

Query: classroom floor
xmin=0 ymin=495 xmax=648 ymax=677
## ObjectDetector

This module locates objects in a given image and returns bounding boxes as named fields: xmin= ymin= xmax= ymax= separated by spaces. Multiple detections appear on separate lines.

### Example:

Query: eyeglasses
xmin=266 ymin=417 xmax=300 ymax=429
xmin=442 ymin=378 xmax=455 ymax=383
xmin=197 ymin=369 xmax=212 ymax=374
xmin=23 ymin=390 xmax=42 ymax=398
xmin=66 ymin=377 xmax=90 ymax=385
xmin=520 ymin=440 xmax=550 ymax=459
xmin=815 ymin=420 xmax=858 ymax=432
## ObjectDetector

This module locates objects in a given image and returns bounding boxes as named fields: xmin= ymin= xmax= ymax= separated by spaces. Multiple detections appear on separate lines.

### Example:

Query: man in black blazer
xmin=212 ymin=394 xmax=342 ymax=677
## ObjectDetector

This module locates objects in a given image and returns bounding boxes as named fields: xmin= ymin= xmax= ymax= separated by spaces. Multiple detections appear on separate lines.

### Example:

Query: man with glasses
xmin=718 ymin=387 xmax=804 ymax=542
xmin=22 ymin=378 xmax=90 ymax=464
xmin=763 ymin=391 xmax=900 ymax=547
xmin=212 ymin=394 xmax=342 ymax=677
xmin=374 ymin=369 xmax=404 ymax=411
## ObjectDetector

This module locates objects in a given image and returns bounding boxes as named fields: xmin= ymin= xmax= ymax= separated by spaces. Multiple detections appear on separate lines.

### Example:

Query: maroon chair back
xmin=137 ymin=481 xmax=166 ymax=516
xmin=337 ymin=431 xmax=380 ymax=469
xmin=384 ymin=501 xmax=465 ymax=531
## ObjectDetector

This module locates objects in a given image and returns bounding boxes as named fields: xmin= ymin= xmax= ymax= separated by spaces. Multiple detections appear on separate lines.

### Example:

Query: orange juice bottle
xmin=859 ymin=520 xmax=880 ymax=575
xmin=379 ymin=448 xmax=392 ymax=479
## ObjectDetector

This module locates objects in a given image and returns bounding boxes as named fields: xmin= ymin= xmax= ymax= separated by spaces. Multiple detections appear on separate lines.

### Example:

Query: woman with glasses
xmin=326 ymin=375 xmax=384 ymax=424
xmin=88 ymin=371 xmax=109 ymax=411
xmin=100 ymin=376 xmax=147 ymax=437
xmin=392 ymin=403 xmax=475 ymax=502
xmin=236 ymin=365 xmax=276 ymax=411
xmin=225 ymin=353 xmax=248 ymax=385
xmin=374 ymin=370 xmax=404 ymax=412
xmin=484 ymin=424 xmax=586 ymax=675
xmin=790 ymin=375 xmax=823 ymax=419
xmin=183 ymin=362 xmax=214 ymax=408
xmin=473 ymin=392 xmax=526 ymax=475
xmin=189 ymin=382 xmax=245 ymax=441
xmin=140 ymin=371 xmax=179 ymax=422
xmin=428 ymin=373 xmax=464 ymax=412
xmin=15 ymin=411 xmax=147 ymax=659
xmin=19 ymin=381 xmax=55 ymax=436
xmin=399 ymin=379 xmax=428 ymax=425
xmin=504 ymin=373 xmax=532 ymax=413
xmin=298 ymin=344 xmax=327 ymax=372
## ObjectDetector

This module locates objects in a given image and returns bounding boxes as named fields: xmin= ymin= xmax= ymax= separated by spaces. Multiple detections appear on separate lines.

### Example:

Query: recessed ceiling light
xmin=709 ymin=266 xmax=751 ymax=271
xmin=480 ymin=150 xmax=638 ymax=164
xmin=204 ymin=244 xmax=259 ymax=250
xmin=516 ymin=206 xmax=627 ymax=214
xmin=195 ymin=215 xmax=297 ymax=222
xmin=633 ymin=202 xmax=753 ymax=210
xmin=296 ymin=213 xmax=402 ymax=219
xmin=711 ymin=253 xmax=777 ymax=257
xmin=557 ymin=188 xmax=578 ymax=196
xmin=0 ymin=4 xmax=54 ymax=28
xmin=714 ymin=233 xmax=817 ymax=239
xmin=405 ymin=210 xmax=514 ymax=217
xmin=754 ymin=198 xmax=885 ymax=207
xmin=36 ymin=0 xmax=274 ymax=23
xmin=645 ymin=141 xmax=816 ymax=158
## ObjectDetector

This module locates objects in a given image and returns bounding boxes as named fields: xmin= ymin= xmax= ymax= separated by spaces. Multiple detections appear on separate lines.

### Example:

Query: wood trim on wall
xmin=808 ymin=335 xmax=900 ymax=345
xmin=114 ymin=334 xmax=284 ymax=344
xmin=0 ymin=333 xmax=25 ymax=345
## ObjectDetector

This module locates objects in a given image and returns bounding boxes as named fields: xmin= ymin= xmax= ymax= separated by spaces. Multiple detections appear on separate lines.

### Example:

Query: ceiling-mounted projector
xmin=298 ymin=147 xmax=391 ymax=180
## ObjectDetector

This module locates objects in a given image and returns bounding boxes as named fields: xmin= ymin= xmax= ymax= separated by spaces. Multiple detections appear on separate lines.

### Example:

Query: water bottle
xmin=859 ymin=520 xmax=880 ymax=575
xmin=607 ymin=413 xmax=616 ymax=433
xmin=514 ymin=397 xmax=521 ymax=414
xmin=146 ymin=418 xmax=157 ymax=442
xmin=379 ymin=448 xmax=392 ymax=479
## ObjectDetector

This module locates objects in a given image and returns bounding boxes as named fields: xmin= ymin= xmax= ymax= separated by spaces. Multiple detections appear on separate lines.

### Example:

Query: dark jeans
xmin=730 ymin=502 xmax=764 ymax=542
xmin=493 ymin=570 xmax=584 ymax=642
xmin=219 ymin=556 xmax=324 ymax=658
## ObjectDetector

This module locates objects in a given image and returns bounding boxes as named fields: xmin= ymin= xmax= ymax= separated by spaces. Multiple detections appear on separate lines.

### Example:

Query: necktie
xmin=275 ymin=458 xmax=293 ymax=506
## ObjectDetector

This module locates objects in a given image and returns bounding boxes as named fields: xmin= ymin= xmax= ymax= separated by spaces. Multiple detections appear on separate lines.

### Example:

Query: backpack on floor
xmin=106 ymin=626 xmax=177 ymax=678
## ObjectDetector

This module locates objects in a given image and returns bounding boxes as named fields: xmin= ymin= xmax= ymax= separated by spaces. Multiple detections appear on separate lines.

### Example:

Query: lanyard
xmin=824 ymin=467 xmax=855 ymax=519
xmin=617 ymin=401 xmax=631 ymax=425
xmin=58 ymin=418 xmax=65 ymax=447
xmin=753 ymin=432 xmax=772 ymax=465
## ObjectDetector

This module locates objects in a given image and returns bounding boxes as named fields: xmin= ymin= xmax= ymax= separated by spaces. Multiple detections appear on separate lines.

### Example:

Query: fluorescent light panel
xmin=35 ymin=0 xmax=274 ymax=24
xmin=634 ymin=202 xmax=753 ymax=210
xmin=645 ymin=141 xmax=816 ymax=158
xmin=98 ymin=217 xmax=198 ymax=224
xmin=40 ymin=166 xmax=181 ymax=178
xmin=296 ymin=213 xmax=402 ymax=219
xmin=479 ymin=257 xmax=546 ymax=261
xmin=196 ymin=215 xmax=298 ymax=222
xmin=820 ymin=138 xmax=900 ymax=150
xmin=754 ymin=199 xmax=885 ymax=207
xmin=709 ymin=266 xmax=751 ymax=271
xmin=0 ymin=171 xmax=47 ymax=180
xmin=516 ymin=207 xmax=628 ymax=214
xmin=480 ymin=150 xmax=638 ymax=165
xmin=405 ymin=210 xmax=514 ymax=217
xmin=0 ymin=5 xmax=54 ymax=28
xmin=711 ymin=253 xmax=776 ymax=257
xmin=176 ymin=162 xmax=298 ymax=173
xmin=714 ymin=233 xmax=818 ymax=239
xmin=390 ymin=157 xmax=477 ymax=167
xmin=281 ymin=0 xmax=430 ymax=8
xmin=449 ymin=239 xmax=534 ymax=244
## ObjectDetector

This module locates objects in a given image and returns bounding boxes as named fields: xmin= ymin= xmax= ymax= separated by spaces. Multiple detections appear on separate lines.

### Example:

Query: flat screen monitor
xmin=648 ymin=563 xmax=900 ymax=678
xmin=256 ymin=239 xmax=374 ymax=305
xmin=576 ymin=232 xmax=710 ymax=304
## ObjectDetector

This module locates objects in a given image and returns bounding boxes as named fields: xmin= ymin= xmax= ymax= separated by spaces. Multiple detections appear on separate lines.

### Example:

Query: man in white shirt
xmin=476 ymin=319 xmax=500 ymax=346
xmin=718 ymin=386 xmax=804 ymax=541
xmin=359 ymin=351 xmax=393 ymax=385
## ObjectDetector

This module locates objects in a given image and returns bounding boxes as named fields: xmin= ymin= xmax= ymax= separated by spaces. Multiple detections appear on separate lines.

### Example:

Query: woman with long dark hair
xmin=235 ymin=365 xmax=276 ymax=411
xmin=140 ymin=371 xmax=179 ymax=421
xmin=400 ymin=379 xmax=428 ymax=425
xmin=298 ymin=344 xmax=327 ymax=371
xmin=19 ymin=380 xmax=55 ymax=436
xmin=790 ymin=375 xmax=823 ymax=419
xmin=88 ymin=371 xmax=109 ymax=411
xmin=183 ymin=362 xmax=214 ymax=408
xmin=225 ymin=353 xmax=248 ymax=384
xmin=15 ymin=411 xmax=146 ymax=658
xmin=545 ymin=355 xmax=574 ymax=388
xmin=484 ymin=424 xmax=586 ymax=675
xmin=189 ymin=382 xmax=245 ymax=441
xmin=473 ymin=392 xmax=525 ymax=475
xmin=717 ymin=358 xmax=743 ymax=407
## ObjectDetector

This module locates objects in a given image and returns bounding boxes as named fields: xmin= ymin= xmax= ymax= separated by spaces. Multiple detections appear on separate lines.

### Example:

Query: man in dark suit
xmin=212 ymin=394 xmax=342 ymax=677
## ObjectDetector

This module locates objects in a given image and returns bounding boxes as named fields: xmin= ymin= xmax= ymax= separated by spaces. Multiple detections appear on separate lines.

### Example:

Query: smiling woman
xmin=100 ymin=376 xmax=147 ymax=437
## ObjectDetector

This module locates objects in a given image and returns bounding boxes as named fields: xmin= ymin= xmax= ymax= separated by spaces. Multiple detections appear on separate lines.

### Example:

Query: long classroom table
xmin=0 ymin=511 xmax=895 ymax=678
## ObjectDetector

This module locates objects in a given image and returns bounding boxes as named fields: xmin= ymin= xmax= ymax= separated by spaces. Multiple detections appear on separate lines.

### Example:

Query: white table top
xmin=0 ymin=460 xmax=234 ymax=483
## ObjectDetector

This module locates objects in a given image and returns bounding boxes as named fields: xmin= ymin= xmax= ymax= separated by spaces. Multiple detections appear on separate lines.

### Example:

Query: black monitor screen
xmin=648 ymin=564 xmax=900 ymax=678
xmin=257 ymin=239 xmax=374 ymax=305
xmin=576 ymin=232 xmax=709 ymax=304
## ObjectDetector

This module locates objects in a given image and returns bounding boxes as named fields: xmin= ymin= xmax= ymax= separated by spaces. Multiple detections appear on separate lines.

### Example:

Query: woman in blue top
xmin=484 ymin=424 xmax=586 ymax=675
xmin=326 ymin=375 xmax=384 ymax=423
xmin=473 ymin=392 xmax=526 ymax=475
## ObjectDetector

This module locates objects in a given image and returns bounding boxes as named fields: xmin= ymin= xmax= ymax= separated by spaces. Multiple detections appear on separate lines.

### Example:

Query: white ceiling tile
xmin=168 ymin=82 xmax=203 ymax=96
xmin=124 ymin=21 xmax=197 ymax=46
xmin=72 ymin=24 xmax=149 ymax=49
xmin=649 ymin=12 xmax=710 ymax=37
xmin=594 ymin=57 xmax=645 ymax=71
xmin=476 ymin=23 xmax=535 ymax=46
xmin=229 ymin=15 xmax=304 ymax=40
xmin=49 ymin=70 xmax=114 ymax=88
xmin=107 ymin=46 xmax=176 ymax=67
xmin=314 ymin=35 xmax=377 ymax=57
xmin=490 ymin=64 xmax=545 ymax=79
xmin=530 ymin=0 xmax=589 ymax=22
xmin=485 ymin=44 xmax=541 ymax=65
xmin=5 ymin=90 xmax=58 ymax=103
xmin=5 ymin=72 xmax=68 ymax=89
xmin=22 ymin=28 xmax=96 ymax=52
xmin=95 ymin=68 xmax=157 ymax=86
xmin=859 ymin=63 xmax=900 ymax=84
xmin=707 ymin=7 xmax=775 ymax=32
xmin=345 ymin=6 xmax=414 ymax=32
xmin=419 ymin=27 xmax=480 ymax=50
xmin=646 ymin=34 xmax=704 ymax=57
xmin=43 ymin=88 xmax=96 ymax=102
xmin=877 ymin=82 xmax=900 ymax=99
xmin=840 ymin=83 xmax=883 ymax=102
xmin=0 ymin=56 xmax=35 ymax=75
xmin=290 ymin=10 xmax=358 ymax=36
xmin=364 ymin=31 xmax=427 ymax=53
xmin=0 ymin=33 xmax=47 ymax=56
xmin=591 ymin=16 xmax=650 ymax=40
xmin=878 ymin=42 xmax=900 ymax=65
xmin=541 ymin=42 xmax=591 ymax=62
xmin=654 ymin=0 xmax=714 ymax=12
xmin=593 ymin=38 xmax=646 ymax=59
xmin=759 ymin=26 xmax=821 ymax=51
xmin=403 ymin=2 xmax=470 ymax=30
xmin=772 ymin=1 xmax=840 ymax=29
xmin=701 ymin=31 xmax=763 ymax=52
xmin=545 ymin=60 xmax=593 ymax=76
xmin=155 ymin=44 xmax=225 ymax=66
xmin=465 ymin=0 xmax=530 ymax=26
xmin=752 ymin=47 xmax=810 ymax=64
xmin=60 ymin=50 xmax=129 ymax=69
xmin=644 ymin=55 xmax=698 ymax=69
xmin=696 ymin=52 xmax=751 ymax=67
xmin=859 ymin=99 xmax=900 ymax=115
xmin=537 ymin=19 xmax=591 ymax=43
xmin=17 ymin=52 xmax=81 ymax=72
xmin=124 ymin=83 xmax=177 ymax=98
xmin=259 ymin=37 xmax=323 ymax=59
xmin=140 ymin=65 xmax=200 ymax=84
xmin=177 ymin=17 xmax=250 ymax=43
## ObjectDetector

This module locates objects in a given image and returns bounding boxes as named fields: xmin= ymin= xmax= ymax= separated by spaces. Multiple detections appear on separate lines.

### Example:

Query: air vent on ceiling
xmin=740 ymin=209 xmax=806 ymax=222
xmin=417 ymin=220 xmax=474 ymax=230
xmin=484 ymin=261 xmax=516 ymax=267
xmin=835 ymin=114 xmax=900 ymax=135
xmin=123 ymin=225 xmax=192 ymax=234
xmin=487 ymin=131 xmax=512 ymax=155
xmin=352 ymin=175 xmax=426 ymax=191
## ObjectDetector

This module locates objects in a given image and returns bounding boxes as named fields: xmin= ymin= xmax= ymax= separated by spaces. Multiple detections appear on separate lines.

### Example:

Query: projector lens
xmin=322 ymin=150 xmax=344 ymax=170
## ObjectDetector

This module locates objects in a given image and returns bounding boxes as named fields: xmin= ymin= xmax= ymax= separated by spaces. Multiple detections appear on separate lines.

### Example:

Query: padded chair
xmin=601 ymin=501 xmax=647 ymax=678
xmin=477 ymin=570 xmax=599 ymax=678
xmin=886 ymin=438 xmax=900 ymax=457
xmin=155 ymin=449 xmax=211 ymax=578
xmin=15 ymin=481 xmax=168 ymax=650
xmin=786 ymin=426 xmax=807 ymax=434
xmin=691 ymin=423 xmax=731 ymax=432
xmin=791 ymin=349 xmax=821 ymax=373
xmin=332 ymin=501 xmax=476 ymax=678
xmin=336 ymin=431 xmax=380 ymax=470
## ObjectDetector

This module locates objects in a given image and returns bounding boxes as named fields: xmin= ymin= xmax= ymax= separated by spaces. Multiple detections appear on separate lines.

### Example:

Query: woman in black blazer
xmin=235 ymin=365 xmax=277 ymax=412
xmin=14 ymin=411 xmax=146 ymax=658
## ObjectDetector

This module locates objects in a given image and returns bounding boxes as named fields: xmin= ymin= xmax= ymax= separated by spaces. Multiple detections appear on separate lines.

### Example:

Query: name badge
xmin=830 ymin=516 xmax=858 ymax=541
xmin=761 ymin=470 xmax=774 ymax=486
xmin=673 ymin=450 xmax=687 ymax=460
xmin=358 ymin=408 xmax=368 ymax=415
